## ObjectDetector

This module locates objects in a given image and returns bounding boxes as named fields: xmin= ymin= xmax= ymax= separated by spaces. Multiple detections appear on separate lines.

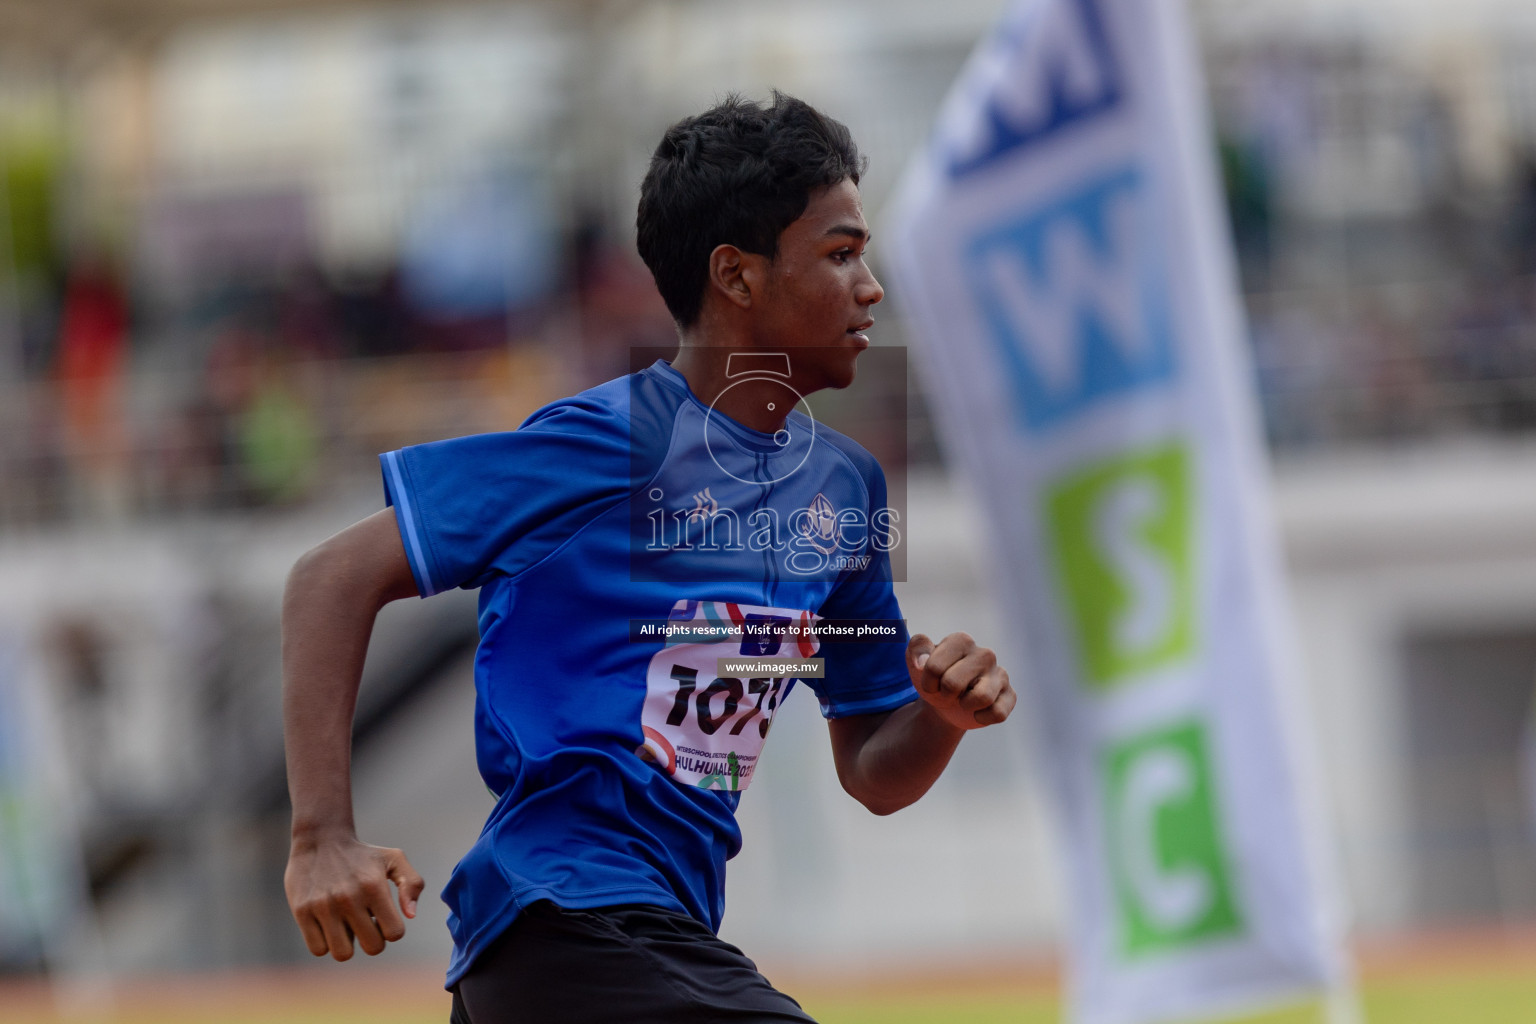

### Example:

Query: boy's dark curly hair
xmin=637 ymin=91 xmax=866 ymax=328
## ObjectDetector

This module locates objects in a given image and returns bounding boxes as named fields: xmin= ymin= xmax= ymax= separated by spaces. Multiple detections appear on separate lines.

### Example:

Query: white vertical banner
xmin=0 ymin=633 xmax=98 ymax=987
xmin=0 ymin=631 xmax=116 ymax=1021
xmin=886 ymin=1 xmax=1348 ymax=1022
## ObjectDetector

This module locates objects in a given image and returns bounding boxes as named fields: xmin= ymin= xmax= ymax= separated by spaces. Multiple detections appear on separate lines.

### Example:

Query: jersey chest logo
xmin=799 ymin=492 xmax=841 ymax=555
xmin=636 ymin=599 xmax=819 ymax=792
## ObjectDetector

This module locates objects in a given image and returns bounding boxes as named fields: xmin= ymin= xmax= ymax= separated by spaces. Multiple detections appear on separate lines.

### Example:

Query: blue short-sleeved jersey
xmin=380 ymin=358 xmax=915 ymax=987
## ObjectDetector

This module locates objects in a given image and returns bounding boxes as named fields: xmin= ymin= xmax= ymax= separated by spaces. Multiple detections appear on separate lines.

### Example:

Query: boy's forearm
xmin=282 ymin=511 xmax=419 ymax=842
xmin=281 ymin=512 xmax=427 ymax=962
xmin=831 ymin=632 xmax=1016 ymax=815
xmin=282 ymin=549 xmax=378 ymax=842
xmin=834 ymin=700 xmax=964 ymax=816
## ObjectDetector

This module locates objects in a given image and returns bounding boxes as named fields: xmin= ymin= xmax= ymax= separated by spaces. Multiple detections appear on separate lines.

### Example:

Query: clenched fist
xmin=906 ymin=632 xmax=1016 ymax=731
xmin=285 ymin=835 xmax=425 ymax=962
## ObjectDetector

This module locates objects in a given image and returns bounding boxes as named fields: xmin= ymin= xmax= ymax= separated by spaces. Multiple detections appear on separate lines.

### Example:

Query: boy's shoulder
xmin=515 ymin=364 xmax=888 ymax=496
xmin=520 ymin=362 xmax=688 ymax=429
xmin=516 ymin=365 xmax=688 ymax=476
xmin=519 ymin=372 xmax=634 ymax=432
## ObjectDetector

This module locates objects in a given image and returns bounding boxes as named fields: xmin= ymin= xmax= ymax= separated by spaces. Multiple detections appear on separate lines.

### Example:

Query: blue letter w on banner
xmin=946 ymin=0 xmax=1122 ymax=178
xmin=966 ymin=166 xmax=1176 ymax=435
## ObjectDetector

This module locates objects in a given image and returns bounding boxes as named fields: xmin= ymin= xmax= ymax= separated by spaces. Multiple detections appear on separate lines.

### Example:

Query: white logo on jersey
xmin=687 ymin=488 xmax=718 ymax=522
xmin=799 ymin=492 xmax=841 ymax=555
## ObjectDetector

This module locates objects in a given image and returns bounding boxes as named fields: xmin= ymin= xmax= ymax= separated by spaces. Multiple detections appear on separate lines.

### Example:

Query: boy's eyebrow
xmin=825 ymin=224 xmax=870 ymax=242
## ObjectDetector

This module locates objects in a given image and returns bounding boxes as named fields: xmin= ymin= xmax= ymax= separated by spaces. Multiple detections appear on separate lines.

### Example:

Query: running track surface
xmin=3 ymin=928 xmax=1535 ymax=1024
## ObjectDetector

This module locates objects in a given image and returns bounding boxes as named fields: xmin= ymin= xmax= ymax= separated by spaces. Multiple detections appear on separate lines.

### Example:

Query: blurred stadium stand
xmin=1 ymin=0 xmax=1536 ymax=985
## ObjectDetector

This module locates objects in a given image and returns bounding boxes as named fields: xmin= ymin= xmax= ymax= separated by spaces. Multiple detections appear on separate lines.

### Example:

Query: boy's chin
xmin=780 ymin=354 xmax=859 ymax=391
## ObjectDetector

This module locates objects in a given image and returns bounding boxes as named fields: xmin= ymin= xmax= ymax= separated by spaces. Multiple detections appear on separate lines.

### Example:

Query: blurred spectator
xmin=333 ymin=267 xmax=417 ymax=358
xmin=237 ymin=367 xmax=320 ymax=506
xmin=400 ymin=166 xmax=558 ymax=351
xmin=1510 ymin=149 xmax=1536 ymax=276
xmin=54 ymin=254 xmax=130 ymax=517
xmin=1219 ymin=134 xmax=1273 ymax=281
xmin=2 ymin=131 xmax=64 ymax=380
xmin=1357 ymin=303 xmax=1438 ymax=440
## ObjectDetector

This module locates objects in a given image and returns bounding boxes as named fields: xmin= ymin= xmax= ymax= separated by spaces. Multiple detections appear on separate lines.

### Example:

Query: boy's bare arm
xmin=282 ymin=507 xmax=426 ymax=961
xmin=827 ymin=632 xmax=1015 ymax=816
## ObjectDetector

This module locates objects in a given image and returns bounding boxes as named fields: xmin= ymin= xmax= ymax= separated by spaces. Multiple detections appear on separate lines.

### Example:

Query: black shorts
xmin=448 ymin=901 xmax=818 ymax=1024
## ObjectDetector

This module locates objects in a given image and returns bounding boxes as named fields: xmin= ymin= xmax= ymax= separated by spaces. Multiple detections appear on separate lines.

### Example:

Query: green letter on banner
xmin=1103 ymin=720 xmax=1242 ymax=957
xmin=1045 ymin=443 xmax=1194 ymax=688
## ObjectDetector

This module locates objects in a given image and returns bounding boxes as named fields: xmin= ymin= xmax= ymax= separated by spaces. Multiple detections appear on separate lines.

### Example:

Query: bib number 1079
xmin=637 ymin=598 xmax=817 ymax=792
xmin=665 ymin=666 xmax=787 ymax=738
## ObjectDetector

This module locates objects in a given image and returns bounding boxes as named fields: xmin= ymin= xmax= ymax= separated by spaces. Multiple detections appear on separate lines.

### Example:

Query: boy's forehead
xmin=790 ymin=179 xmax=867 ymax=235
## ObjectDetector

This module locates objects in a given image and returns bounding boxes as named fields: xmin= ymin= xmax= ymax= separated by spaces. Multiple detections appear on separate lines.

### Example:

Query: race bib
xmin=637 ymin=599 xmax=820 ymax=792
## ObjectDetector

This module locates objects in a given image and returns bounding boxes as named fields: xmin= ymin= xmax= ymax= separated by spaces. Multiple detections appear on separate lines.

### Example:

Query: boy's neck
xmin=670 ymin=342 xmax=800 ymax=435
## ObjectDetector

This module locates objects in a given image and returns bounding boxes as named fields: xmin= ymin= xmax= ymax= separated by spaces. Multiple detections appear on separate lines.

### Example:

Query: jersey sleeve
xmin=380 ymin=399 xmax=633 ymax=596
xmin=806 ymin=462 xmax=917 ymax=719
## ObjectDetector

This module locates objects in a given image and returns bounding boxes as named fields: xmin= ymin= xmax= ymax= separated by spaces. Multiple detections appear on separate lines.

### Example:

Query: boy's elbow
xmin=286 ymin=542 xmax=338 ymax=597
xmin=840 ymin=775 xmax=910 ymax=817
xmin=285 ymin=539 xmax=365 ymax=613
xmin=287 ymin=544 xmax=323 ymax=584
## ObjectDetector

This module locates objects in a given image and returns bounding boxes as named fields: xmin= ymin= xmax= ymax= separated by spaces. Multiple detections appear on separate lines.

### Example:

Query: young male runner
xmin=282 ymin=93 xmax=1016 ymax=1024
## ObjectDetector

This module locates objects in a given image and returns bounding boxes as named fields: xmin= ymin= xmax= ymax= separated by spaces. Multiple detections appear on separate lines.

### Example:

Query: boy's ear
xmin=707 ymin=244 xmax=763 ymax=311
